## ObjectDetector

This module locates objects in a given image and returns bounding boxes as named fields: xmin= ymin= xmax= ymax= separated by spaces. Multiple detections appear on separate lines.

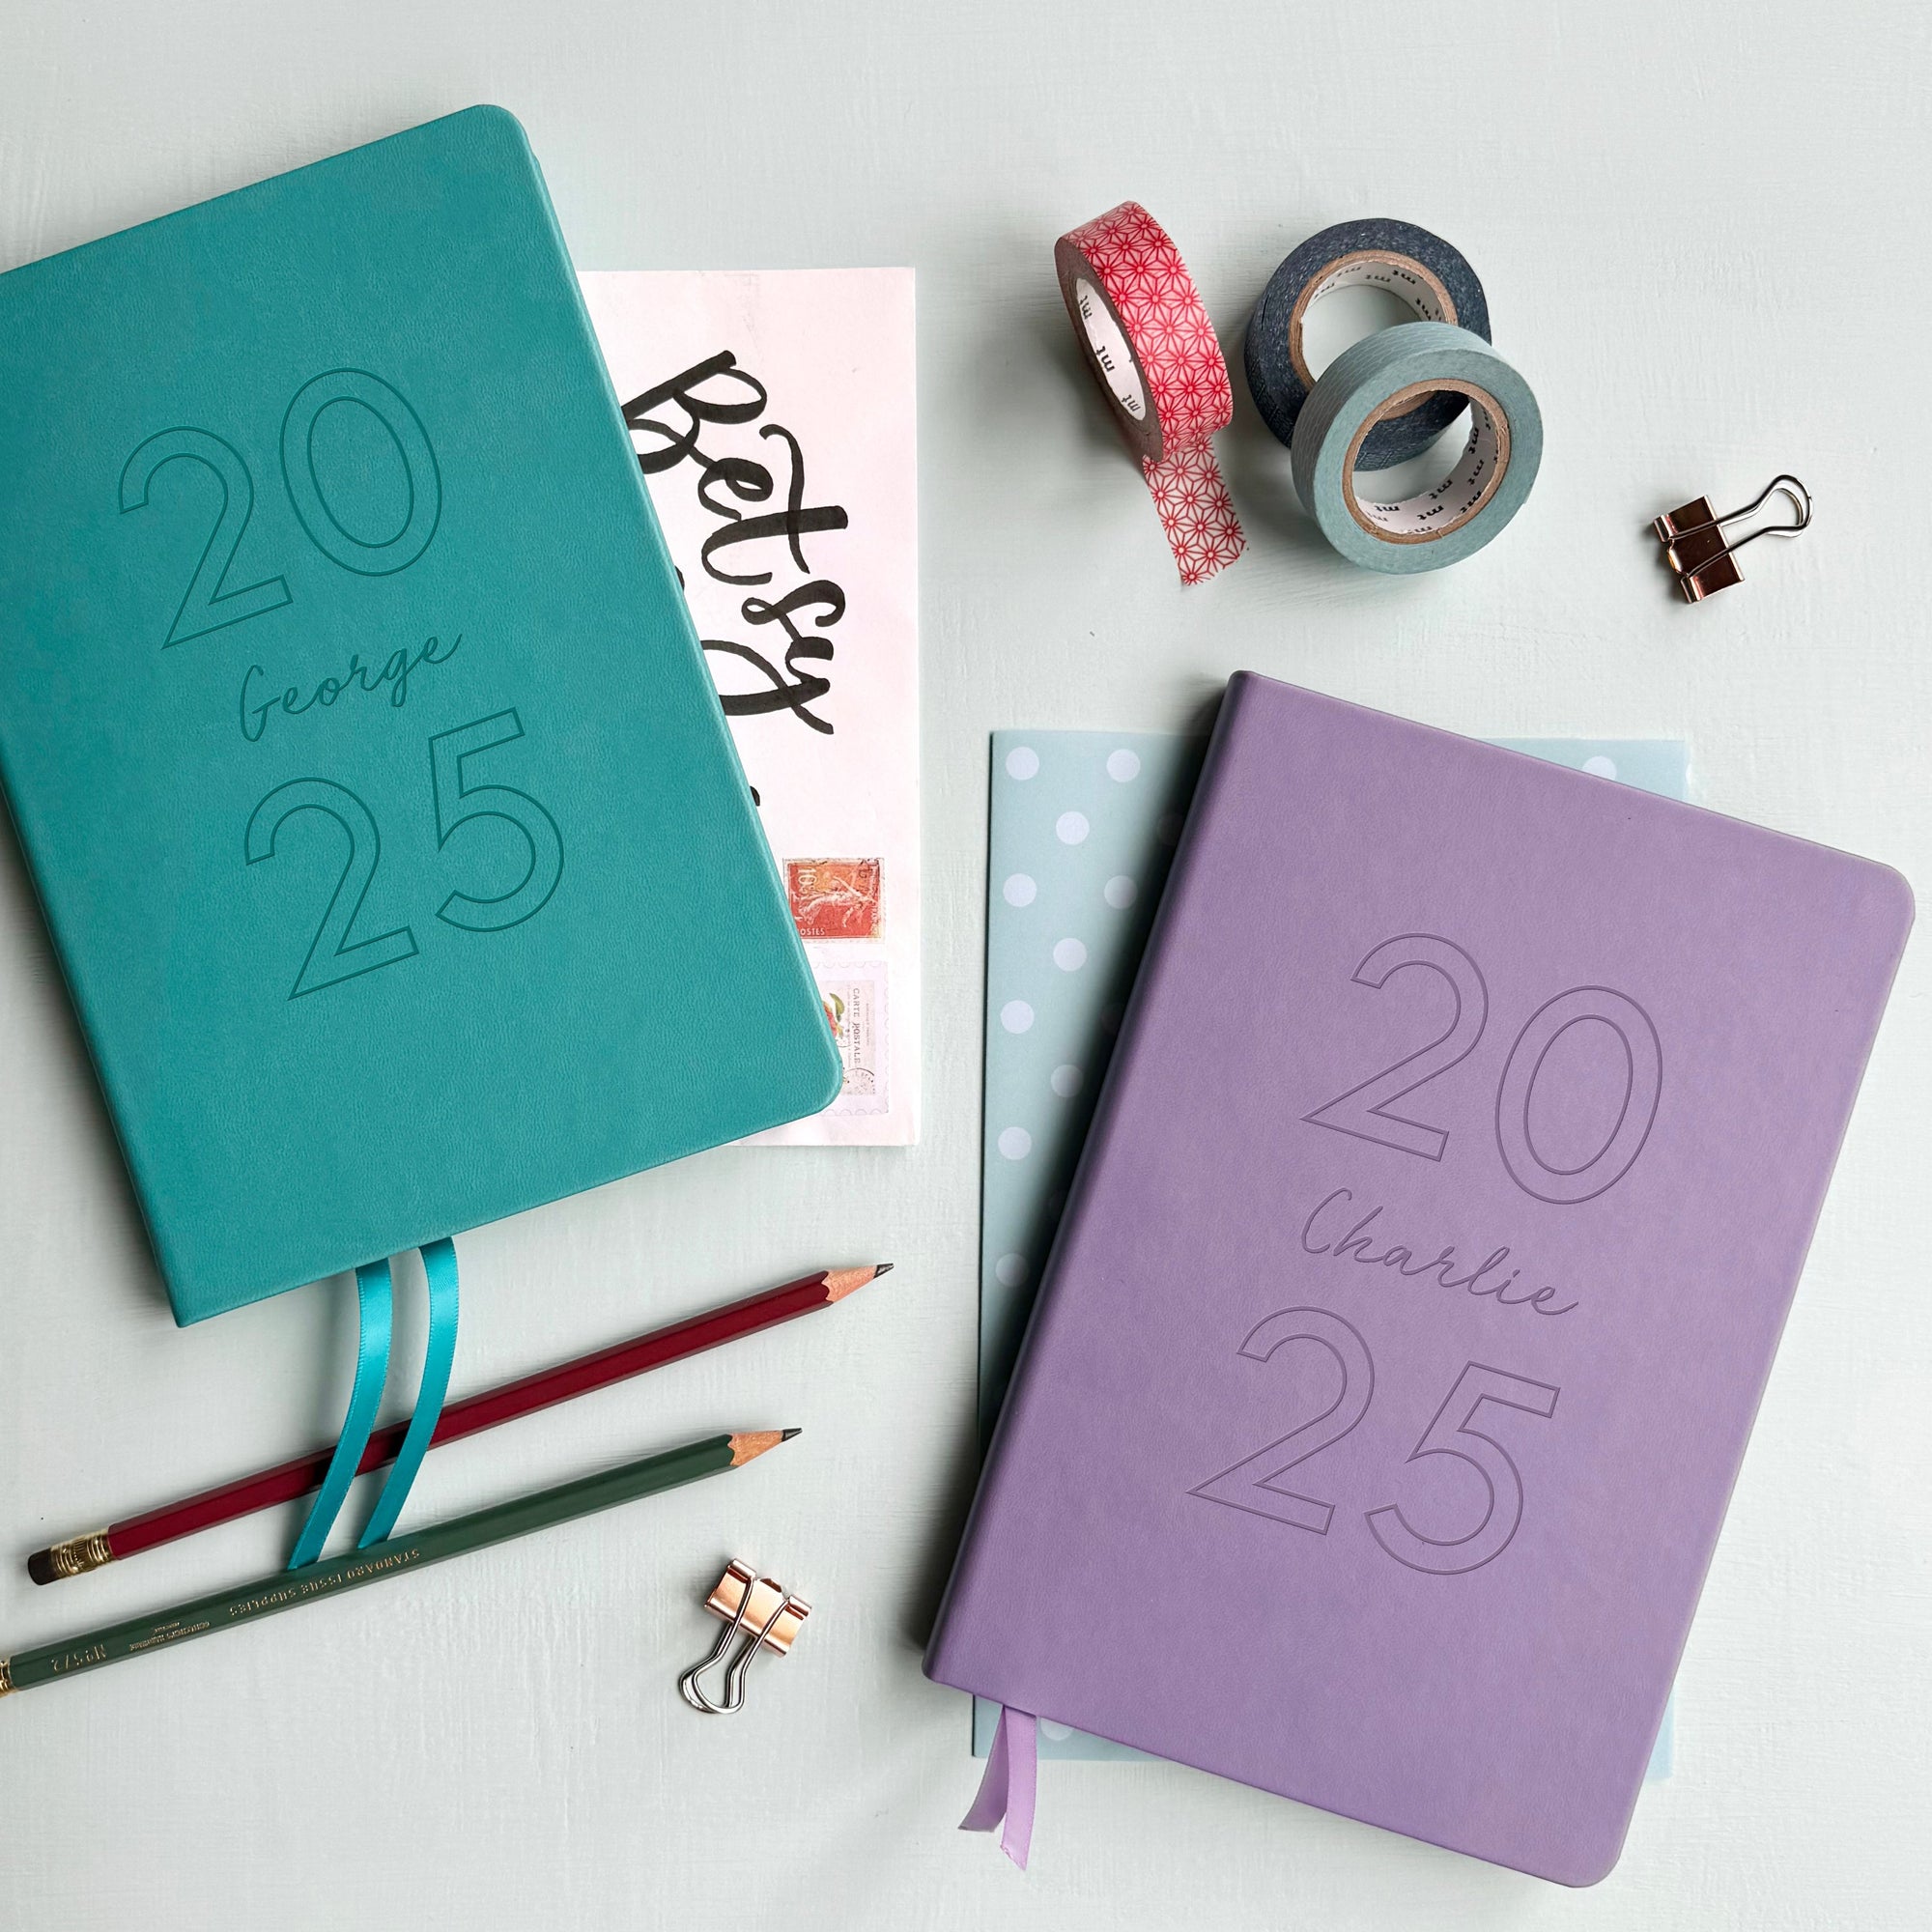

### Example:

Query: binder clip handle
xmin=1653 ymin=473 xmax=1811 ymax=602
xmin=677 ymin=1559 xmax=810 ymax=1716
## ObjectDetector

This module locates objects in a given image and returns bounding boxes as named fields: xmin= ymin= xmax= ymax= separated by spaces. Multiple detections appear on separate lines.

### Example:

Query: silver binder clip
xmin=677 ymin=1559 xmax=810 ymax=1715
xmin=1653 ymin=474 xmax=1811 ymax=602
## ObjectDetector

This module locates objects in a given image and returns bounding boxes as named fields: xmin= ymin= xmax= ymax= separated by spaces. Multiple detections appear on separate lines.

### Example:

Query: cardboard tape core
xmin=1345 ymin=380 xmax=1510 ymax=542
xmin=1288 ymin=250 xmax=1458 ymax=394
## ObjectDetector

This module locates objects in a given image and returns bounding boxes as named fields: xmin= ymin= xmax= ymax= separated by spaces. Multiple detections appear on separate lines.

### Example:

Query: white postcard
xmin=580 ymin=270 xmax=920 ymax=1144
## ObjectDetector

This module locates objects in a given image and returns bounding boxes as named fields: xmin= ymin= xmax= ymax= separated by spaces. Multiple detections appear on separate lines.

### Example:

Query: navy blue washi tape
xmin=1244 ymin=219 xmax=1492 ymax=468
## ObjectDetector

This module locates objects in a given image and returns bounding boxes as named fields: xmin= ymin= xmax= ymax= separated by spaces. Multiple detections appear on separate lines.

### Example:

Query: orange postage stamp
xmin=787 ymin=858 xmax=883 ymax=940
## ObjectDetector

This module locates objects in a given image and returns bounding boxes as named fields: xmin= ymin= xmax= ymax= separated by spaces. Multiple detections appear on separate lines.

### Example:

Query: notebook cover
xmin=0 ymin=108 xmax=840 ymax=1324
xmin=974 ymin=731 xmax=1686 ymax=1778
xmin=926 ymin=673 xmax=1912 ymax=1883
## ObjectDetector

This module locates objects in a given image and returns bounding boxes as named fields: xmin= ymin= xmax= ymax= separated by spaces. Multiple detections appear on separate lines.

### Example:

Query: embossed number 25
xmin=1190 ymin=1309 xmax=1557 ymax=1576
xmin=245 ymin=711 xmax=562 ymax=999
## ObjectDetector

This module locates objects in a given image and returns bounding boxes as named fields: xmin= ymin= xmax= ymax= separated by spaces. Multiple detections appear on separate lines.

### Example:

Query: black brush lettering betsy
xmin=622 ymin=355 xmax=849 ymax=735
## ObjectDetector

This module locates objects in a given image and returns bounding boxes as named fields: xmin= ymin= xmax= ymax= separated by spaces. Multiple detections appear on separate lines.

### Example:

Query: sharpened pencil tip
xmin=781 ymin=1427 xmax=802 ymax=1440
xmin=823 ymin=1264 xmax=893 ymax=1302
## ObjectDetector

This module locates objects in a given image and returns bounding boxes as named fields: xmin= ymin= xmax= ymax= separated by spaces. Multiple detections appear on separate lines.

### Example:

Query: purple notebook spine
xmin=925 ymin=677 xmax=1260 ymax=1690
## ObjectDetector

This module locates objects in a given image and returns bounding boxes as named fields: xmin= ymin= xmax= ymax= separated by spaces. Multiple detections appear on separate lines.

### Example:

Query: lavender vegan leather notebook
xmin=925 ymin=672 xmax=1912 ymax=1884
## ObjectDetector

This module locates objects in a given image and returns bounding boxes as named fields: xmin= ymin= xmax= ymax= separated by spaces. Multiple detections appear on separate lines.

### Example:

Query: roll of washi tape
xmin=1290 ymin=321 xmax=1540 ymax=574
xmin=1245 ymin=219 xmax=1491 ymax=467
xmin=1054 ymin=203 xmax=1245 ymax=585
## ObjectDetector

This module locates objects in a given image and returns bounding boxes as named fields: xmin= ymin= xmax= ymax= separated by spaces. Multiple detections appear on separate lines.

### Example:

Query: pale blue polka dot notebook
xmin=976 ymin=728 xmax=1687 ymax=1781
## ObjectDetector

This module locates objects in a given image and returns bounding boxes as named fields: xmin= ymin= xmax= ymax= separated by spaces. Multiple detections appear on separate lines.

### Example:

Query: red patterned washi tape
xmin=1054 ymin=202 xmax=1244 ymax=585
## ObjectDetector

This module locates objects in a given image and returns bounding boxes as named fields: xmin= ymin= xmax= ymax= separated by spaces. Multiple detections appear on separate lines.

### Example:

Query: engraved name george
xmin=240 ymin=632 xmax=462 ymax=742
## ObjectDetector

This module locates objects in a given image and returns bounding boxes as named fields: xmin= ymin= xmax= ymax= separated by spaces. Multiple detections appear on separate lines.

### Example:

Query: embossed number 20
xmin=119 ymin=369 xmax=440 ymax=647
xmin=1304 ymin=934 xmax=1664 ymax=1206
xmin=1190 ymin=1309 xmax=1558 ymax=1576
xmin=245 ymin=711 xmax=562 ymax=1000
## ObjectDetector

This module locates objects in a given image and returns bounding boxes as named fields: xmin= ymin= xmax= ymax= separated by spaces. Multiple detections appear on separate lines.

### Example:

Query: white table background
xmin=2 ymin=3 xmax=1927 ymax=1925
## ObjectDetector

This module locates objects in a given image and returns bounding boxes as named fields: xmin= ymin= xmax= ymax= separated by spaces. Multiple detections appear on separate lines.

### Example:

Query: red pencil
xmin=28 ymin=1264 xmax=891 ymax=1584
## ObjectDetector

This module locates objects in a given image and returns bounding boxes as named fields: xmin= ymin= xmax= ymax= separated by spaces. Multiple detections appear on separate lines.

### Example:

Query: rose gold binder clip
xmin=677 ymin=1559 xmax=810 ymax=1715
xmin=1653 ymin=474 xmax=1811 ymax=602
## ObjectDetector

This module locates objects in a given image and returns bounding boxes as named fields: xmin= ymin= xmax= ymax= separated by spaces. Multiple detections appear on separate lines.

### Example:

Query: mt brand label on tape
xmin=1054 ymin=203 xmax=1245 ymax=585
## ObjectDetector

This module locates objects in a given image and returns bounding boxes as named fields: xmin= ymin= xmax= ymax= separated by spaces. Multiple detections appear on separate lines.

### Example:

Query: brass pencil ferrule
xmin=46 ymin=1531 xmax=114 ymax=1579
xmin=0 ymin=1658 xmax=14 ymax=1697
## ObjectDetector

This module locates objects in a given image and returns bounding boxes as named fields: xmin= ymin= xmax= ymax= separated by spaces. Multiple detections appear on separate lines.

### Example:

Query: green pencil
xmin=0 ymin=1429 xmax=794 ymax=1698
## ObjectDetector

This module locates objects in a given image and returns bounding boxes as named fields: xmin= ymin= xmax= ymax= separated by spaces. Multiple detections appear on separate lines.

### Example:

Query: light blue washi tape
xmin=1291 ymin=320 xmax=1541 ymax=572
xmin=286 ymin=1242 xmax=461 ymax=1568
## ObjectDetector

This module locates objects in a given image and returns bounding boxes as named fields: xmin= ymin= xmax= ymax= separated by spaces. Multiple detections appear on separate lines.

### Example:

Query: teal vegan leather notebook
xmin=0 ymin=108 xmax=840 ymax=1325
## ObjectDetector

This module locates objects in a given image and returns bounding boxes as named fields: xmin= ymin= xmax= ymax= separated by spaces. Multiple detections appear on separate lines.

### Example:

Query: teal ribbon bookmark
xmin=358 ymin=1238 xmax=459 ymax=1548
xmin=286 ymin=1241 xmax=461 ymax=1570
xmin=287 ymin=1262 xmax=393 ymax=1570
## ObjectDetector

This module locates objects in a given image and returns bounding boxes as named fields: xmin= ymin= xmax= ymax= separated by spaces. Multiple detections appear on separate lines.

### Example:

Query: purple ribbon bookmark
xmin=960 ymin=1705 xmax=1037 ymax=1869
